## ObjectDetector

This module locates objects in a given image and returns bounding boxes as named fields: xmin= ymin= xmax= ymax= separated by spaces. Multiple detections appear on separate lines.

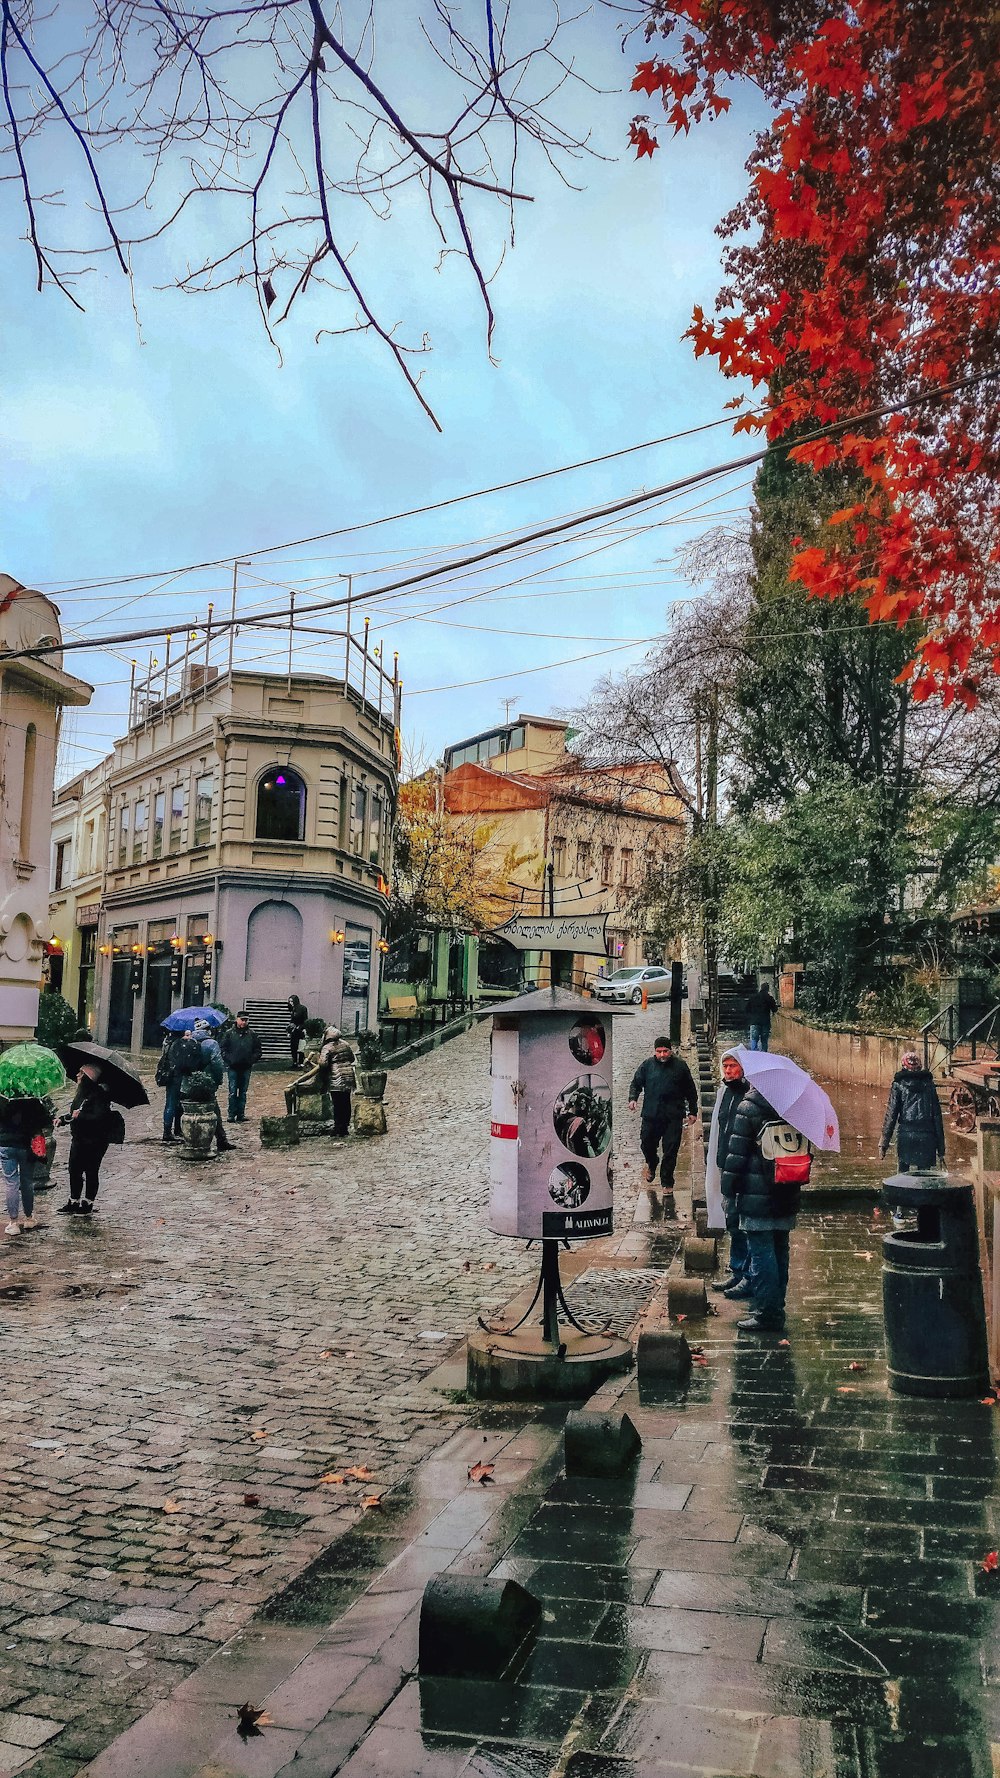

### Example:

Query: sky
xmin=0 ymin=4 xmax=766 ymax=783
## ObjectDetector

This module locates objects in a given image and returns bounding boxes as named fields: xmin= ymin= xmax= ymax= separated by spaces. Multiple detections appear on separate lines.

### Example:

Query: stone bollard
xmin=667 ymin=1276 xmax=708 ymax=1320
xmin=695 ymin=1208 xmax=726 ymax=1240
xmin=564 ymin=1409 xmax=641 ymax=1477
xmin=260 ymin=1114 xmax=300 ymax=1149
xmin=352 ymin=1096 xmax=388 ymax=1138
xmin=683 ymin=1236 xmax=718 ymax=1275
xmin=418 ymin=1576 xmax=540 ymax=1679
xmin=636 ymin=1326 xmax=692 ymax=1381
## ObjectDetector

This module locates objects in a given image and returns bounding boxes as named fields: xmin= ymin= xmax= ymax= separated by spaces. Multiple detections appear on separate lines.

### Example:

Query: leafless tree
xmin=0 ymin=1 xmax=598 ymax=425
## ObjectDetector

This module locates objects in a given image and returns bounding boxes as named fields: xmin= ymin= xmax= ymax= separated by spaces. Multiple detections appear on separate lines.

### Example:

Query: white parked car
xmin=593 ymin=966 xmax=674 ymax=1005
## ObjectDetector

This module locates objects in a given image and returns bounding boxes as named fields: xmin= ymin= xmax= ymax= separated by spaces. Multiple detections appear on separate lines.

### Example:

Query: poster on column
xmin=488 ymin=1022 xmax=521 ymax=1236
xmin=488 ymin=1011 xmax=613 ymax=1241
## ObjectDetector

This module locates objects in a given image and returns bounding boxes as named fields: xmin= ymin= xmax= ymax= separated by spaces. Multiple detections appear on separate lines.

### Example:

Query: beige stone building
xmin=442 ymin=714 xmax=688 ymax=989
xmin=62 ymin=647 xmax=399 ymax=1053
xmin=47 ymin=760 xmax=111 ymax=1029
xmin=0 ymin=577 xmax=93 ymax=1042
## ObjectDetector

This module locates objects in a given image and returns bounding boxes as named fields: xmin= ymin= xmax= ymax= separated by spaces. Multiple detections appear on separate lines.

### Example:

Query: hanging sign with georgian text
xmin=492 ymin=914 xmax=608 ymax=957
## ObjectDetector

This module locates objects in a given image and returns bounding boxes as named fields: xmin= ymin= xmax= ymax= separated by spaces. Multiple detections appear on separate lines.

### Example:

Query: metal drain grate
xmin=564 ymin=1264 xmax=673 ymax=1335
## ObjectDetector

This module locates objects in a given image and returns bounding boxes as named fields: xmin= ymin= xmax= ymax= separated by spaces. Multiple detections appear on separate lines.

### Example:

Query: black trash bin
xmin=881 ymin=1172 xmax=990 ymax=1398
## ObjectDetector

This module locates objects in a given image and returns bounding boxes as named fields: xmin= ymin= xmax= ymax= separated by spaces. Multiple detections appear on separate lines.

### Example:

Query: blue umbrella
xmin=161 ymin=1006 xmax=226 ymax=1033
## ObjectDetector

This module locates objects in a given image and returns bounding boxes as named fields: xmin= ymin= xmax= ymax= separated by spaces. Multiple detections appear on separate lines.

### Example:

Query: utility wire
xmin=29 ymin=369 xmax=994 ymax=670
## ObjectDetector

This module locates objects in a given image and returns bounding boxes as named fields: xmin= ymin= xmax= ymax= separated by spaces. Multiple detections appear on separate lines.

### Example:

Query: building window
xmin=84 ymin=819 xmax=96 ymax=874
xmin=620 ymin=848 xmax=633 ymax=889
xmin=576 ymin=840 xmax=592 ymax=879
xmin=351 ymin=784 xmax=367 ymax=855
xmin=193 ymin=774 xmax=213 ymax=847
xmin=53 ymin=841 xmax=68 ymax=892
xmin=118 ymin=804 xmax=130 ymax=868
xmin=338 ymin=775 xmax=349 ymax=850
xmin=369 ymin=794 xmax=383 ymax=865
xmin=255 ymin=767 xmax=306 ymax=842
xmin=19 ymin=724 xmax=36 ymax=859
xmin=169 ymin=784 xmax=185 ymax=852
xmin=552 ymin=835 xmax=567 ymax=875
xmin=152 ymin=792 xmax=165 ymax=858
xmin=601 ymin=845 xmax=614 ymax=886
xmin=133 ymin=798 xmax=147 ymax=864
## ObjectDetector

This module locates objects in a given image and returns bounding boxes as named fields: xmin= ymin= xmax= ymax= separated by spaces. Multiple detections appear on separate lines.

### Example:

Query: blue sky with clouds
xmin=0 ymin=6 xmax=764 ymax=780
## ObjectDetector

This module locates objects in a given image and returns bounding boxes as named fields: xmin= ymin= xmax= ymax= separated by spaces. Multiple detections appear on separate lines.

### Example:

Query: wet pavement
xmin=82 ymin=1053 xmax=1000 ymax=1776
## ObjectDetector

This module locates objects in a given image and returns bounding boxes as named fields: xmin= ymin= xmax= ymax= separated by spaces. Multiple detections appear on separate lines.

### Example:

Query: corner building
xmin=92 ymin=663 xmax=397 ymax=1053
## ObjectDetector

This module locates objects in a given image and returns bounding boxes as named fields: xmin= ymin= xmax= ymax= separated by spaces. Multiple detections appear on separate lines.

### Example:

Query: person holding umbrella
xmin=719 ymin=1047 xmax=839 ymax=1336
xmin=55 ymin=1040 xmax=149 ymax=1215
xmin=0 ymin=1043 xmax=66 ymax=1235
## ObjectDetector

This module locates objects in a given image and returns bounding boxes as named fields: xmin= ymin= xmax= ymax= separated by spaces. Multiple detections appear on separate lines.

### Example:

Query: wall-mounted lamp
xmin=99 ymin=945 xmax=112 ymax=957
xmin=377 ymin=939 xmax=389 ymax=955
xmin=329 ymin=929 xmax=346 ymax=945
xmin=203 ymin=933 xmax=215 ymax=947
xmin=170 ymin=934 xmax=183 ymax=949
xmin=131 ymin=943 xmax=145 ymax=955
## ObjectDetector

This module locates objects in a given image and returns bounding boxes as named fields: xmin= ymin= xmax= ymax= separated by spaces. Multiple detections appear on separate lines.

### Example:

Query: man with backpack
xmin=220 ymin=1012 xmax=264 ymax=1124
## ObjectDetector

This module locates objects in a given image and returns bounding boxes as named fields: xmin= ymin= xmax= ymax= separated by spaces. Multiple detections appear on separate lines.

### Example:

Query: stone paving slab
xmin=83 ymin=1193 xmax=1000 ymax=1778
xmin=0 ymin=1008 xmax=675 ymax=1774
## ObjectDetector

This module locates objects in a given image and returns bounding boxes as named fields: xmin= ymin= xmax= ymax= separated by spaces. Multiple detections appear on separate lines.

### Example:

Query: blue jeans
xmin=748 ymin=1025 xmax=770 ymax=1051
xmin=163 ymin=1080 xmax=182 ymax=1137
xmin=723 ymin=1197 xmax=750 ymax=1281
xmin=0 ymin=1145 xmax=35 ymax=1221
xmin=746 ymin=1229 xmax=790 ymax=1326
xmin=228 ymin=1068 xmax=252 ymax=1121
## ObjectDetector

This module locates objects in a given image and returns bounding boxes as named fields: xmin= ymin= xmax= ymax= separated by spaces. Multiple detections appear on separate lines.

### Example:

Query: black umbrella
xmin=58 ymin=1040 xmax=150 ymax=1109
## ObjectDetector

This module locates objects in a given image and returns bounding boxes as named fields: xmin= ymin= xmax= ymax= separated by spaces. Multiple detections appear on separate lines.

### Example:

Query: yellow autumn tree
xmin=391 ymin=775 xmax=537 ymax=937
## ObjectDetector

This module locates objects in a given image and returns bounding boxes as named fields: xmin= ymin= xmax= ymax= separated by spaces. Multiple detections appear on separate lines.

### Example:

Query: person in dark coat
xmin=879 ymin=1050 xmax=945 ymax=1172
xmin=721 ymin=1084 xmax=804 ymax=1334
xmin=159 ymin=1031 xmax=195 ymax=1143
xmin=220 ymin=1012 xmax=264 ymax=1123
xmin=706 ymin=1052 xmax=753 ymax=1300
xmin=628 ymin=1036 xmax=698 ymax=1191
xmin=0 ymin=1094 xmax=49 ymax=1234
xmin=746 ymin=983 xmax=778 ymax=1052
xmin=286 ymin=996 xmax=308 ymax=1066
xmin=57 ymin=1060 xmax=121 ymax=1215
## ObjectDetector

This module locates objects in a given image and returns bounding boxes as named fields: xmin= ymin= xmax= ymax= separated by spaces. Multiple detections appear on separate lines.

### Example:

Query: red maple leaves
xmin=630 ymin=1 xmax=1000 ymax=699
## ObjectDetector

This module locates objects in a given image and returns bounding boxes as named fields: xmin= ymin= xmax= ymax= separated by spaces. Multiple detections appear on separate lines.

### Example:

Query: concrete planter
xmin=179 ymin=1105 xmax=217 ymax=1159
xmin=356 ymin=1069 xmax=387 ymax=1102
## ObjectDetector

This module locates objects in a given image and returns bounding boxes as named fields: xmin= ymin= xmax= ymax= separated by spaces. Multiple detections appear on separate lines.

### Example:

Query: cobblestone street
xmin=0 ymin=1010 xmax=664 ymax=1775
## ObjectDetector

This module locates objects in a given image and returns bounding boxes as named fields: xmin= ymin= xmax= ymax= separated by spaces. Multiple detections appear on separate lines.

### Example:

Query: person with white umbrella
xmin=719 ymin=1048 xmax=839 ymax=1335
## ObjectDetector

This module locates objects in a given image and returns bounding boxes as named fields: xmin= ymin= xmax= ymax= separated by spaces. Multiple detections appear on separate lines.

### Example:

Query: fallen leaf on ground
xmin=836 ymin=1386 xmax=857 ymax=1394
xmin=361 ymin=1494 xmax=383 ymax=1510
xmin=163 ymin=1500 xmax=181 ymax=1514
xmin=462 ymin=1261 xmax=471 ymax=1273
xmin=691 ymin=1354 xmax=708 ymax=1366
xmin=236 ymin=1703 xmax=271 ymax=1739
xmin=981 ymin=1396 xmax=998 ymax=1407
xmin=345 ymin=1465 xmax=374 ymax=1480
xmin=482 ymin=1262 xmax=496 ymax=1272
xmin=320 ymin=1350 xmax=333 ymax=1359
xmin=251 ymin=1430 xmax=268 ymax=1440
xmin=468 ymin=1461 xmax=495 ymax=1484
xmin=243 ymin=1494 xmax=260 ymax=1507
xmin=848 ymin=1361 xmax=865 ymax=1372
xmin=778 ymin=1339 xmax=790 ymax=1348
xmin=320 ymin=1473 xmax=346 ymax=1485
xmin=982 ymin=1550 xmax=999 ymax=1573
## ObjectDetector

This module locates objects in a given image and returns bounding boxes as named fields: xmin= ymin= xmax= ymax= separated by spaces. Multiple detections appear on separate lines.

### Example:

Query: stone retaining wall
xmin=773 ymin=1009 xmax=911 ymax=1089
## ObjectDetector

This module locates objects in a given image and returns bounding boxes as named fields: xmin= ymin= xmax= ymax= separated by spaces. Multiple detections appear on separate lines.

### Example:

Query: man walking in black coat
xmin=221 ymin=1012 xmax=264 ymax=1123
xmin=628 ymin=1036 xmax=698 ymax=1191
xmin=746 ymin=982 xmax=778 ymax=1052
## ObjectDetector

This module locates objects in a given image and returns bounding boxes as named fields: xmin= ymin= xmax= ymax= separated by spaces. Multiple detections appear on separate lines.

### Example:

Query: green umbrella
xmin=0 ymin=1042 xmax=67 ymax=1100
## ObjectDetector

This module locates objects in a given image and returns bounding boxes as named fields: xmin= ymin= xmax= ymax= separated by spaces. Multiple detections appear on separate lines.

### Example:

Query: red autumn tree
xmin=631 ymin=2 xmax=1000 ymax=702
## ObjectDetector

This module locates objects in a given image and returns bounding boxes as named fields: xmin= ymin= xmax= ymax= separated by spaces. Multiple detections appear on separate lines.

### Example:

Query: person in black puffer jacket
xmin=879 ymin=1050 xmax=945 ymax=1172
xmin=720 ymin=1084 xmax=803 ymax=1334
xmin=58 ymin=1061 xmax=121 ymax=1216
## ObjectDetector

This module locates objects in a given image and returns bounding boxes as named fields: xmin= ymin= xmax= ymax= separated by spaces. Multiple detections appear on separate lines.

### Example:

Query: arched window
xmin=255 ymin=767 xmax=306 ymax=842
xmin=19 ymin=724 xmax=36 ymax=858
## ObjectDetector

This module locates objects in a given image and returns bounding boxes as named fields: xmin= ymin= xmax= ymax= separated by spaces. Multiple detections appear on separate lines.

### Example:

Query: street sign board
xmin=493 ymin=913 xmax=608 ymax=956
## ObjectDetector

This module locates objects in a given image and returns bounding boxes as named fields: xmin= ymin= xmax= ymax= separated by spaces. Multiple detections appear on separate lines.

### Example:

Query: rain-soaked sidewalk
xmin=86 ymin=1089 xmax=1000 ymax=1778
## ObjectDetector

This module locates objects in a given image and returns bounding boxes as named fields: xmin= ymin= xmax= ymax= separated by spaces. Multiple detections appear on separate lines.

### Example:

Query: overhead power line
xmin=14 ymin=370 xmax=993 ymax=668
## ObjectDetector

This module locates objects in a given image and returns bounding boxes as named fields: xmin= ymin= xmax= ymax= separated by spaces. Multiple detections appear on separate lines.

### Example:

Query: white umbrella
xmin=726 ymin=1046 xmax=840 ymax=1151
